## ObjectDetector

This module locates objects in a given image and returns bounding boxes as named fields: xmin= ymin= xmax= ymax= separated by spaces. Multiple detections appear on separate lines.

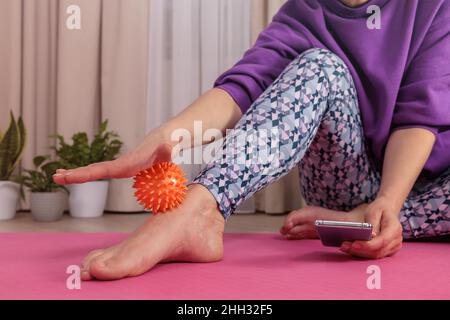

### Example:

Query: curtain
xmin=0 ymin=0 xmax=303 ymax=214
xmin=147 ymin=0 xmax=304 ymax=214
xmin=251 ymin=0 xmax=287 ymax=42
xmin=0 ymin=0 xmax=149 ymax=211
xmin=147 ymin=0 xmax=256 ymax=213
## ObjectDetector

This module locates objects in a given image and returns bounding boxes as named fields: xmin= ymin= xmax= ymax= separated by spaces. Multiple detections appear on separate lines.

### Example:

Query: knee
xmin=292 ymin=48 xmax=351 ymax=81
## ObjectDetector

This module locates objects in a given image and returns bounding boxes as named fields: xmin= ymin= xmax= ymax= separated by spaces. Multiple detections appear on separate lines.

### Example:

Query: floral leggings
xmin=193 ymin=48 xmax=450 ymax=239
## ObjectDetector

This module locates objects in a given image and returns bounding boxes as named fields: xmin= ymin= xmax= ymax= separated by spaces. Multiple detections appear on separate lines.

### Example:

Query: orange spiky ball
xmin=133 ymin=162 xmax=188 ymax=214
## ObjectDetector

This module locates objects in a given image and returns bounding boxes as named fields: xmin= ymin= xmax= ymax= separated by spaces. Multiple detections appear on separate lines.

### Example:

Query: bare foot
xmin=80 ymin=184 xmax=224 ymax=281
xmin=279 ymin=204 xmax=368 ymax=240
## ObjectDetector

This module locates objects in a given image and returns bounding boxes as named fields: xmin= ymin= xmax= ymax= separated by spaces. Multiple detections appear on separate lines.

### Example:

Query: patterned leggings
xmin=193 ymin=48 xmax=450 ymax=239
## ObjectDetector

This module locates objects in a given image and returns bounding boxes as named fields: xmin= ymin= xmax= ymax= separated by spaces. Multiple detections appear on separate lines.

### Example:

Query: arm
xmin=161 ymin=88 xmax=242 ymax=146
xmin=53 ymin=88 xmax=242 ymax=184
xmin=377 ymin=128 xmax=436 ymax=213
xmin=342 ymin=3 xmax=449 ymax=258
xmin=343 ymin=128 xmax=435 ymax=259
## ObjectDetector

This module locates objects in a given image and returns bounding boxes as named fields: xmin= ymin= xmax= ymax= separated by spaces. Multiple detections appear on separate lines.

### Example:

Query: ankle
xmin=188 ymin=184 xmax=218 ymax=209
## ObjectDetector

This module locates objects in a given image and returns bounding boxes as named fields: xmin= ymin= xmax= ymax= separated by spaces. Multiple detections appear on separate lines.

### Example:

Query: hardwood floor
xmin=0 ymin=211 xmax=286 ymax=233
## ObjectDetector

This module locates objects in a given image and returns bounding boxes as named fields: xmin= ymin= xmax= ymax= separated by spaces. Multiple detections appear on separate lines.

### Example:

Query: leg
xmin=80 ymin=48 xmax=362 ymax=281
xmin=282 ymin=71 xmax=382 ymax=238
xmin=81 ymin=184 xmax=225 ymax=281
xmin=298 ymin=95 xmax=380 ymax=211
xmin=283 ymin=98 xmax=450 ymax=240
xmin=194 ymin=48 xmax=379 ymax=220
xmin=401 ymin=168 xmax=450 ymax=239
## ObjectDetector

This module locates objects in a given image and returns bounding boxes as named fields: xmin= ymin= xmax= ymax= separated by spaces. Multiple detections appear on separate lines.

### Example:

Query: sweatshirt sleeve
xmin=214 ymin=0 xmax=312 ymax=113
xmin=392 ymin=4 xmax=450 ymax=137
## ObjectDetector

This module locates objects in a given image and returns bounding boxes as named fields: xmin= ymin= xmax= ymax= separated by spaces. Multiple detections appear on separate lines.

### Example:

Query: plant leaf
xmin=14 ymin=116 xmax=27 ymax=165
xmin=41 ymin=161 xmax=61 ymax=180
xmin=33 ymin=155 xmax=50 ymax=168
xmin=0 ymin=112 xmax=20 ymax=180
xmin=99 ymin=120 xmax=108 ymax=134
xmin=50 ymin=119 xmax=122 ymax=168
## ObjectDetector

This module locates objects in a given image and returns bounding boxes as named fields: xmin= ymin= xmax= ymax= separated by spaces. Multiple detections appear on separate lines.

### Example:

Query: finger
xmin=53 ymin=159 xmax=131 ymax=185
xmin=360 ymin=239 xmax=403 ymax=259
xmin=347 ymin=236 xmax=386 ymax=257
xmin=386 ymin=242 xmax=403 ymax=257
xmin=340 ymin=241 xmax=353 ymax=253
xmin=378 ymin=226 xmax=403 ymax=257
xmin=343 ymin=238 xmax=386 ymax=259
xmin=353 ymin=236 xmax=385 ymax=254
xmin=346 ymin=223 xmax=402 ymax=258
xmin=53 ymin=169 xmax=69 ymax=184
xmin=53 ymin=162 xmax=112 ymax=185
xmin=365 ymin=207 xmax=383 ymax=236
xmin=52 ymin=172 xmax=69 ymax=185
xmin=53 ymin=143 xmax=174 ymax=185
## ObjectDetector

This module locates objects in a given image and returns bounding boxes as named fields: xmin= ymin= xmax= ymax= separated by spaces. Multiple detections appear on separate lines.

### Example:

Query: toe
xmin=80 ymin=249 xmax=107 ymax=280
xmin=279 ymin=225 xmax=290 ymax=235
xmin=81 ymin=247 xmax=119 ymax=281
xmin=89 ymin=256 xmax=131 ymax=281
xmin=282 ymin=214 xmax=296 ymax=230
xmin=285 ymin=224 xmax=318 ymax=239
xmin=284 ymin=207 xmax=315 ymax=228
xmin=81 ymin=269 xmax=93 ymax=281
xmin=82 ymin=249 xmax=104 ymax=265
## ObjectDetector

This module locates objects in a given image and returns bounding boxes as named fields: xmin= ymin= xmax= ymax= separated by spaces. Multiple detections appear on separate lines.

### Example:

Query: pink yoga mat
xmin=0 ymin=233 xmax=448 ymax=300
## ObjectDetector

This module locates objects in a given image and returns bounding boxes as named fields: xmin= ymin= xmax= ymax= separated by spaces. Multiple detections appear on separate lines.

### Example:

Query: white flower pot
xmin=30 ymin=192 xmax=66 ymax=222
xmin=0 ymin=181 xmax=20 ymax=220
xmin=68 ymin=181 xmax=109 ymax=218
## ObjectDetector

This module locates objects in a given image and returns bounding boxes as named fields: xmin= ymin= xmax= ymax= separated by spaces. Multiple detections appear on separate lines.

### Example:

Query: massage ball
xmin=133 ymin=162 xmax=188 ymax=214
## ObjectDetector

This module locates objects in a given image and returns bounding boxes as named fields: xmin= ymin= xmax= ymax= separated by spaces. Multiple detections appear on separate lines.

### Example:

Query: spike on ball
xmin=133 ymin=162 xmax=188 ymax=214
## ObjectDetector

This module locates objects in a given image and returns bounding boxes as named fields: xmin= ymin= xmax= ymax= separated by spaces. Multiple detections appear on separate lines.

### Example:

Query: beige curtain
xmin=251 ymin=0 xmax=306 ymax=214
xmin=0 ymin=0 xmax=303 ymax=214
xmin=0 ymin=0 xmax=148 ymax=211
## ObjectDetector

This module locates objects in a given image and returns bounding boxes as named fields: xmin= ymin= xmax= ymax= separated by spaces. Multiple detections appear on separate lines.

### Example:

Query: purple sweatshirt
xmin=215 ymin=0 xmax=450 ymax=177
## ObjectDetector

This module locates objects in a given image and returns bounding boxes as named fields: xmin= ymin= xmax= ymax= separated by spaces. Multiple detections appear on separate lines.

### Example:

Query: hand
xmin=340 ymin=196 xmax=403 ymax=259
xmin=53 ymin=130 xmax=173 ymax=185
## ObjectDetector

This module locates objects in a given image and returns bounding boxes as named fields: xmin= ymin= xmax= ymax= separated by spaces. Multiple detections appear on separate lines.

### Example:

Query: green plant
xmin=18 ymin=156 xmax=68 ymax=193
xmin=0 ymin=111 xmax=26 ymax=181
xmin=52 ymin=120 xmax=123 ymax=169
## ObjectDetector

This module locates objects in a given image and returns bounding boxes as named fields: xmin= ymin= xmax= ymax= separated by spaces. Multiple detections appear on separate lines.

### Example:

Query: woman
xmin=54 ymin=0 xmax=450 ymax=281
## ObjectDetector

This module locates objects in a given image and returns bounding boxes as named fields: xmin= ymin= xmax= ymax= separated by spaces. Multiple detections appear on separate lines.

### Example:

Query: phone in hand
xmin=315 ymin=220 xmax=373 ymax=247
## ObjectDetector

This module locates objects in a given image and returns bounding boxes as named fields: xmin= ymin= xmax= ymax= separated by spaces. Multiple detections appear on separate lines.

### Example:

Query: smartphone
xmin=315 ymin=220 xmax=373 ymax=247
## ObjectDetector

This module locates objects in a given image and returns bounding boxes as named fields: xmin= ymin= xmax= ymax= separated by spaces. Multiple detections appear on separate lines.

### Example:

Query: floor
xmin=2 ymin=212 xmax=450 ymax=300
xmin=2 ymin=232 xmax=450 ymax=299
xmin=0 ymin=211 xmax=286 ymax=233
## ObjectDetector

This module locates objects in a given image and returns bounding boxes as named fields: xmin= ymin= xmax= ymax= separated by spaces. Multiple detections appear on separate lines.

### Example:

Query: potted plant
xmin=0 ymin=112 xmax=26 ymax=220
xmin=53 ymin=120 xmax=123 ymax=218
xmin=18 ymin=156 xmax=68 ymax=222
